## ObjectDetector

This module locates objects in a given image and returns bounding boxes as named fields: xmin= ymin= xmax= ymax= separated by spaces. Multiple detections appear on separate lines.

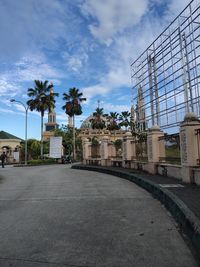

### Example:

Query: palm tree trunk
xmin=41 ymin=115 xmax=44 ymax=158
xmin=73 ymin=115 xmax=76 ymax=161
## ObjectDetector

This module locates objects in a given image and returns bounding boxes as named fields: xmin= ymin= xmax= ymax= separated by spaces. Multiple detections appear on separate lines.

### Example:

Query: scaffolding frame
xmin=131 ymin=0 xmax=200 ymax=130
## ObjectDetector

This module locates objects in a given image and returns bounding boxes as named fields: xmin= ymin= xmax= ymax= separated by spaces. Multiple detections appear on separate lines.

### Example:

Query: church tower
xmin=43 ymin=87 xmax=59 ymax=141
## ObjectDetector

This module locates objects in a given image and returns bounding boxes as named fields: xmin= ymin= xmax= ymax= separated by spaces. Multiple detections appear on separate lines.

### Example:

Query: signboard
xmin=49 ymin=137 xmax=62 ymax=158
xmin=13 ymin=151 xmax=20 ymax=162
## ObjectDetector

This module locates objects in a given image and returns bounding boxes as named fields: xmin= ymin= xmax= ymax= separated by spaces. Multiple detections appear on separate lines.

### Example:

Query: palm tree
xmin=62 ymin=87 xmax=86 ymax=161
xmin=107 ymin=112 xmax=120 ymax=131
xmin=27 ymin=80 xmax=59 ymax=158
xmin=90 ymin=107 xmax=107 ymax=129
xmin=119 ymin=111 xmax=131 ymax=131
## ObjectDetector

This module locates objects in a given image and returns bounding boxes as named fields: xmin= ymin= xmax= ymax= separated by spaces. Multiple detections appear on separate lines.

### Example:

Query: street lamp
xmin=10 ymin=99 xmax=28 ymax=165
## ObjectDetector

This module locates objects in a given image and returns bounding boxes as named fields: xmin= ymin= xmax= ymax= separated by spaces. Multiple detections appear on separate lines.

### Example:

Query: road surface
xmin=0 ymin=165 xmax=198 ymax=266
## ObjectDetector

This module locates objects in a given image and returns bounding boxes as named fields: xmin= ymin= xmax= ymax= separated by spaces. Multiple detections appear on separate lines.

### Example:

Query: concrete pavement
xmin=0 ymin=165 xmax=198 ymax=266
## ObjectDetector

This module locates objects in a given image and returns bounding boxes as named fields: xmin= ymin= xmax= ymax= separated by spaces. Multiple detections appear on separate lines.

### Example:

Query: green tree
xmin=90 ymin=136 xmax=100 ymax=158
xmin=27 ymin=80 xmax=59 ymax=158
xmin=114 ymin=139 xmax=122 ymax=157
xmin=119 ymin=111 xmax=131 ymax=130
xmin=30 ymin=139 xmax=41 ymax=158
xmin=106 ymin=112 xmax=120 ymax=131
xmin=90 ymin=107 xmax=107 ymax=129
xmin=62 ymin=88 xmax=86 ymax=160
xmin=20 ymin=139 xmax=40 ymax=160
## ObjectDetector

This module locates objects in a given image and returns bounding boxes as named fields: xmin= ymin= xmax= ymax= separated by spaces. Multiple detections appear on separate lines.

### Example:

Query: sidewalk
xmin=128 ymin=169 xmax=200 ymax=219
xmin=72 ymin=164 xmax=200 ymax=262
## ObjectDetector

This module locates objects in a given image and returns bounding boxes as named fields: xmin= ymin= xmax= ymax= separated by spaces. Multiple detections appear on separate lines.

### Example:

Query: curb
xmin=72 ymin=164 xmax=200 ymax=261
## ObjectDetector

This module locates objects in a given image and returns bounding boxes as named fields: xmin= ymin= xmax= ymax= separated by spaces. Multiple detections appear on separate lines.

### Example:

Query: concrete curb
xmin=72 ymin=164 xmax=200 ymax=261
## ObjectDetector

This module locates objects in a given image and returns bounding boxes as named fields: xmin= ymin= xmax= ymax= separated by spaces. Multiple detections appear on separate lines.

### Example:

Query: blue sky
xmin=0 ymin=0 xmax=191 ymax=140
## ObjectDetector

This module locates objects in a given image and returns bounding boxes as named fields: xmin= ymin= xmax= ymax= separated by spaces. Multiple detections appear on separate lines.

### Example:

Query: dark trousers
xmin=1 ymin=160 xmax=5 ymax=168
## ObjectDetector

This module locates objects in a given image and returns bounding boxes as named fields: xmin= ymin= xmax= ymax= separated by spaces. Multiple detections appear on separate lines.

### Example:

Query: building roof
xmin=0 ymin=131 xmax=22 ymax=140
xmin=80 ymin=115 xmax=107 ymax=129
xmin=80 ymin=115 xmax=93 ymax=129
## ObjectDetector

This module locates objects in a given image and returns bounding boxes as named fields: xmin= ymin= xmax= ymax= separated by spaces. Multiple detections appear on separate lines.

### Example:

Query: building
xmin=43 ymin=109 xmax=59 ymax=141
xmin=43 ymin=88 xmax=59 ymax=141
xmin=0 ymin=131 xmax=22 ymax=163
xmin=78 ymin=115 xmax=127 ymax=142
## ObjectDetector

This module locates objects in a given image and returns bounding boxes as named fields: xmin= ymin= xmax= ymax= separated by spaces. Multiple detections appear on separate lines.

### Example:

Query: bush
xmin=114 ymin=139 xmax=122 ymax=148
xmin=91 ymin=137 xmax=99 ymax=146
xmin=27 ymin=158 xmax=57 ymax=165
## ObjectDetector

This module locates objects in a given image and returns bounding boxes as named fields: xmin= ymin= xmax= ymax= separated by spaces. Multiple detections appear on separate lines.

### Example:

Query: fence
xmin=91 ymin=145 xmax=100 ymax=159
xmin=195 ymin=128 xmax=200 ymax=165
xmin=135 ymin=139 xmax=148 ymax=162
xmin=159 ymin=133 xmax=181 ymax=164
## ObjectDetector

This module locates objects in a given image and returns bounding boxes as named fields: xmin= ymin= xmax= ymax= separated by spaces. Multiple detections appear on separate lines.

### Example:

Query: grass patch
xmin=165 ymin=146 xmax=181 ymax=165
xmin=166 ymin=146 xmax=180 ymax=157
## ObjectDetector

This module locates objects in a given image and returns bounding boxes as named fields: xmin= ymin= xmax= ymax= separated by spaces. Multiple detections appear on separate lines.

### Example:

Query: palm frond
xmin=62 ymin=87 xmax=86 ymax=116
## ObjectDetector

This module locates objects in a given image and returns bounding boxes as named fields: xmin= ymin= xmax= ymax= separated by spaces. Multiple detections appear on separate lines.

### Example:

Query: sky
xmin=0 ymin=0 xmax=192 ymax=140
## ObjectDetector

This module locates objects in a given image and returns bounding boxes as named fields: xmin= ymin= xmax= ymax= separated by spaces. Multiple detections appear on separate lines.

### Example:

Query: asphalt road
xmin=0 ymin=165 xmax=198 ymax=267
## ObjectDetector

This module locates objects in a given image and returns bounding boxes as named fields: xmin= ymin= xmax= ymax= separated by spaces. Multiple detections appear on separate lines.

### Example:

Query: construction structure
xmin=81 ymin=0 xmax=200 ymax=186
xmin=131 ymin=0 xmax=200 ymax=130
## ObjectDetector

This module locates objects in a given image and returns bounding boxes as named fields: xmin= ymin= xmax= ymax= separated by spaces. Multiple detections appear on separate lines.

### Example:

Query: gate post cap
xmin=183 ymin=112 xmax=198 ymax=122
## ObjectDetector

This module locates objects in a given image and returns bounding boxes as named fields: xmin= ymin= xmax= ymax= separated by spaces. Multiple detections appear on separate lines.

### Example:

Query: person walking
xmin=0 ymin=152 xmax=7 ymax=168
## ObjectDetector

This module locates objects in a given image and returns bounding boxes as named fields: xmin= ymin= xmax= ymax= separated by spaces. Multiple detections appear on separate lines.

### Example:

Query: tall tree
xmin=27 ymin=80 xmax=59 ymax=158
xmin=90 ymin=107 xmax=107 ymax=129
xmin=107 ymin=112 xmax=120 ymax=131
xmin=62 ymin=87 xmax=86 ymax=161
xmin=119 ymin=111 xmax=131 ymax=130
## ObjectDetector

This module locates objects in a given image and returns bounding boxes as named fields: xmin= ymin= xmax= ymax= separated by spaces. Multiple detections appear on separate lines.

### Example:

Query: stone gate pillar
xmin=82 ymin=138 xmax=91 ymax=165
xmin=101 ymin=136 xmax=111 ymax=166
xmin=122 ymin=132 xmax=136 ymax=167
xmin=180 ymin=113 xmax=200 ymax=183
xmin=147 ymin=126 xmax=165 ymax=174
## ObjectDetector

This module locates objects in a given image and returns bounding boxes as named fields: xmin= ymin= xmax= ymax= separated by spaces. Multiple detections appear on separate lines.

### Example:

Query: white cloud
xmin=10 ymin=102 xmax=42 ymax=117
xmin=62 ymin=51 xmax=89 ymax=73
xmin=0 ymin=0 xmax=70 ymax=60
xmin=102 ymin=102 xmax=130 ymax=113
xmin=82 ymin=0 xmax=192 ymax=104
xmin=0 ymin=0 xmax=194 ymax=119
xmin=0 ymin=52 xmax=64 ymax=100
xmin=80 ymin=0 xmax=149 ymax=45
xmin=83 ymin=85 xmax=110 ymax=101
xmin=0 ymin=107 xmax=15 ymax=114
xmin=0 ymin=78 xmax=22 ymax=97
xmin=165 ymin=0 xmax=192 ymax=22
xmin=15 ymin=53 xmax=64 ymax=82
xmin=68 ymin=58 xmax=83 ymax=72
xmin=116 ymin=95 xmax=131 ymax=101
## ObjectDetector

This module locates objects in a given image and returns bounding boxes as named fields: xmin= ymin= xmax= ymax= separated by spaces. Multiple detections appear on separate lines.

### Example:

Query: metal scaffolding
xmin=131 ymin=0 xmax=200 ymax=130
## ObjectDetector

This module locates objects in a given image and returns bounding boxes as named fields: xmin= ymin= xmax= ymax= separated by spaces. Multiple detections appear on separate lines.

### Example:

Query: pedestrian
xmin=0 ymin=152 xmax=7 ymax=168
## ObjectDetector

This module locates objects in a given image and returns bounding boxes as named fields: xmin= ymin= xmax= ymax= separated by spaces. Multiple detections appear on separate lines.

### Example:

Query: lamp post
xmin=10 ymin=99 xmax=28 ymax=165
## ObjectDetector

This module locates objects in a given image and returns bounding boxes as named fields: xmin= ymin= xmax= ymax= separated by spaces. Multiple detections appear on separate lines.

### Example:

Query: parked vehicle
xmin=61 ymin=155 xmax=72 ymax=164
